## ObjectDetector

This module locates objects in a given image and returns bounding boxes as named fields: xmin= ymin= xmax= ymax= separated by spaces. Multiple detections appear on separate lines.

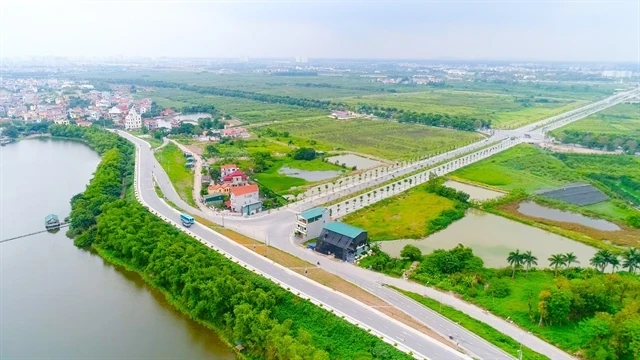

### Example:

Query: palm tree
xmin=622 ymin=248 xmax=640 ymax=273
xmin=507 ymin=250 xmax=524 ymax=279
xmin=548 ymin=254 xmax=566 ymax=277
xmin=522 ymin=251 xmax=538 ymax=277
xmin=609 ymin=256 xmax=621 ymax=273
xmin=590 ymin=252 xmax=607 ymax=273
xmin=564 ymin=252 xmax=579 ymax=268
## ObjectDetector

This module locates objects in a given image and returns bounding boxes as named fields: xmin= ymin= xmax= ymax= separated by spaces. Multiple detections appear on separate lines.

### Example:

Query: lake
xmin=378 ymin=209 xmax=598 ymax=268
xmin=0 ymin=138 xmax=235 ymax=359
xmin=517 ymin=201 xmax=621 ymax=231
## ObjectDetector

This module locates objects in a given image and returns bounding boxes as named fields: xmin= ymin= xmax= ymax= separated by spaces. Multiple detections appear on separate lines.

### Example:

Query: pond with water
xmin=279 ymin=166 xmax=341 ymax=182
xmin=325 ymin=154 xmax=383 ymax=170
xmin=0 ymin=139 xmax=235 ymax=359
xmin=517 ymin=201 xmax=620 ymax=231
xmin=443 ymin=180 xmax=504 ymax=201
xmin=378 ymin=209 xmax=599 ymax=268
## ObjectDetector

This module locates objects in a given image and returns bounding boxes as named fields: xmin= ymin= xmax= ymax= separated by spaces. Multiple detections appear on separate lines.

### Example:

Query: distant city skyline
xmin=1 ymin=1 xmax=639 ymax=62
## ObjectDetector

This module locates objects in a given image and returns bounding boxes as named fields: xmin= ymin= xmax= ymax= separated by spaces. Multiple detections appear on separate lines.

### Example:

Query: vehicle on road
xmin=180 ymin=213 xmax=195 ymax=227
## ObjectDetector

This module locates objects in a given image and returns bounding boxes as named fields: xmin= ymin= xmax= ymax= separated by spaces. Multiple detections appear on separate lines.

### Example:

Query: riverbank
xmin=62 ymin=125 xmax=412 ymax=360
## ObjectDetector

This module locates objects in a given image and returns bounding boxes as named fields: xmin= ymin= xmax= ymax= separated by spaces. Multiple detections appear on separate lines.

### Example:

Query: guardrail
xmin=130 ymin=140 xmax=472 ymax=360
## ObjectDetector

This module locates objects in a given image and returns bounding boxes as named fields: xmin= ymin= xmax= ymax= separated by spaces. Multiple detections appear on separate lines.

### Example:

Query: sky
xmin=1 ymin=0 xmax=639 ymax=62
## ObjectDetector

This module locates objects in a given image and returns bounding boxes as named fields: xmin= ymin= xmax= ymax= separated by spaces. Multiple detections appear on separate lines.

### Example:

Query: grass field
xmin=261 ymin=117 xmax=484 ymax=161
xmin=342 ymin=90 xmax=587 ymax=129
xmin=254 ymin=158 xmax=347 ymax=194
xmin=141 ymin=87 xmax=327 ymax=124
xmin=551 ymin=103 xmax=640 ymax=142
xmin=154 ymin=143 xmax=195 ymax=206
xmin=342 ymin=186 xmax=456 ymax=240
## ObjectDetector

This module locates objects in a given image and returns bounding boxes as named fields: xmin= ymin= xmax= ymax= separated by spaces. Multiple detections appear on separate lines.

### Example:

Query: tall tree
xmin=507 ymin=250 xmax=524 ymax=279
xmin=522 ymin=251 xmax=538 ymax=277
xmin=590 ymin=251 xmax=608 ymax=273
xmin=548 ymin=254 xmax=566 ymax=277
xmin=564 ymin=252 xmax=579 ymax=268
xmin=622 ymin=248 xmax=640 ymax=273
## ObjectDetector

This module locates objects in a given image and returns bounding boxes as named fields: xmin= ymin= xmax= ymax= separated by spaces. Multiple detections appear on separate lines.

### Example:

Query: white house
xmin=108 ymin=106 xmax=122 ymax=119
xmin=295 ymin=207 xmax=329 ymax=241
xmin=124 ymin=107 xmax=142 ymax=130
xmin=229 ymin=184 xmax=262 ymax=215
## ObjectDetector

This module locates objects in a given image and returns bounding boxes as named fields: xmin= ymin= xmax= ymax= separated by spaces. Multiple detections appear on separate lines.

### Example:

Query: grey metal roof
xmin=536 ymin=183 xmax=609 ymax=206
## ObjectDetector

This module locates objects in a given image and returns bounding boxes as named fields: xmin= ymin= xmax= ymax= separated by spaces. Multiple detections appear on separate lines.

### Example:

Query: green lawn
xmin=342 ymin=187 xmax=456 ymax=240
xmin=154 ymin=143 xmax=195 ymax=206
xmin=261 ymin=117 xmax=483 ymax=161
xmin=391 ymin=286 xmax=549 ymax=360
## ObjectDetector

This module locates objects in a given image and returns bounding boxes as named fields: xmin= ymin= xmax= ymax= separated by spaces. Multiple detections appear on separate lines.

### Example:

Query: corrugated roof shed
xmin=298 ymin=207 xmax=326 ymax=220
xmin=323 ymin=222 xmax=364 ymax=239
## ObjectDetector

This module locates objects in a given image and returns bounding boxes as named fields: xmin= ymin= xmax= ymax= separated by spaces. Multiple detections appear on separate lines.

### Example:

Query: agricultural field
xmin=550 ymin=103 xmax=640 ymax=152
xmin=154 ymin=142 xmax=195 ymax=206
xmin=260 ymin=117 xmax=484 ymax=161
xmin=342 ymin=90 xmax=587 ymax=129
xmin=342 ymin=186 xmax=456 ymax=241
xmin=254 ymin=158 xmax=348 ymax=194
xmin=139 ymin=87 xmax=327 ymax=124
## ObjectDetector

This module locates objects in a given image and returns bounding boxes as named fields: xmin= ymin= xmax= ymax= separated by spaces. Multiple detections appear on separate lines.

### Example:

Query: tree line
xmin=553 ymin=129 xmax=639 ymax=154
xmin=61 ymin=126 xmax=405 ymax=359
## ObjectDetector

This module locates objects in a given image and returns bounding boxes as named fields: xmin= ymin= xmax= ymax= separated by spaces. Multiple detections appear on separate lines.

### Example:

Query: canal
xmin=0 ymin=138 xmax=235 ymax=359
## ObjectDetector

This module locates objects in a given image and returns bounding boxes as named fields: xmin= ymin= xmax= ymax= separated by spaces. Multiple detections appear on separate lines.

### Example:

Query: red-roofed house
xmin=161 ymin=108 xmax=176 ymax=116
xmin=230 ymin=185 xmax=261 ymax=214
xmin=222 ymin=169 xmax=248 ymax=186
xmin=220 ymin=164 xmax=238 ymax=178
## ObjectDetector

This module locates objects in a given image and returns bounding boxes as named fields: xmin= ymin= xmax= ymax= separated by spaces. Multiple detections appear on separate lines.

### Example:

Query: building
xmin=108 ymin=106 xmax=122 ymax=119
xmin=124 ymin=107 xmax=142 ymax=130
xmin=295 ymin=207 xmax=329 ymax=241
xmin=229 ymin=184 xmax=261 ymax=214
xmin=203 ymin=193 xmax=224 ymax=206
xmin=208 ymin=183 xmax=231 ymax=195
xmin=221 ymin=164 xmax=239 ymax=178
xmin=222 ymin=169 xmax=248 ymax=186
xmin=330 ymin=111 xmax=352 ymax=120
xmin=76 ymin=120 xmax=92 ymax=127
xmin=315 ymin=222 xmax=368 ymax=262
xmin=54 ymin=119 xmax=70 ymax=125
xmin=201 ymin=175 xmax=212 ymax=185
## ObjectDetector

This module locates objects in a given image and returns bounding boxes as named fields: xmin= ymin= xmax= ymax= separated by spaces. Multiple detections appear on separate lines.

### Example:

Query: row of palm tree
xmin=507 ymin=248 xmax=640 ymax=278
xmin=589 ymin=248 xmax=640 ymax=274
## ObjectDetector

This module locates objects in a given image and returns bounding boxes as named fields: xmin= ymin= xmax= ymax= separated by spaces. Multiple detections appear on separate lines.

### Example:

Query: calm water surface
xmin=379 ymin=209 xmax=599 ymax=268
xmin=0 ymin=139 xmax=235 ymax=359
xmin=517 ymin=201 xmax=620 ymax=231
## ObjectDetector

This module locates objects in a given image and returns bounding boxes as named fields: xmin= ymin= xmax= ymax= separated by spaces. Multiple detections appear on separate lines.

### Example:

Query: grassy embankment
xmin=62 ymin=125 xmax=415 ymax=360
xmin=154 ymin=142 xmax=196 ymax=207
xmin=452 ymin=144 xmax=640 ymax=249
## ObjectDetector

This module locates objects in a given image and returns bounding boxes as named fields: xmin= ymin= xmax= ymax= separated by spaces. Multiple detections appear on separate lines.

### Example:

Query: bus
xmin=180 ymin=213 xmax=195 ymax=228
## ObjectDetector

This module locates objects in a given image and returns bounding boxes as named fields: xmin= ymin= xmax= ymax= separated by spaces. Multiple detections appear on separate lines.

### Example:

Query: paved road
xmin=126 ymin=88 xmax=638 ymax=360
xmin=126 ymin=132 xmax=471 ymax=360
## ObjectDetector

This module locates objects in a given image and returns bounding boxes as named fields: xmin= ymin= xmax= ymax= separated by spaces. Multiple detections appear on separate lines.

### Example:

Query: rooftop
xmin=323 ymin=221 xmax=364 ymax=239
xmin=230 ymin=184 xmax=259 ymax=196
xmin=298 ymin=207 xmax=326 ymax=220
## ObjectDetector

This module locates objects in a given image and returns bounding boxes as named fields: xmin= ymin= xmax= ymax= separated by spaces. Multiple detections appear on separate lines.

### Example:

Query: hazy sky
xmin=1 ymin=0 xmax=639 ymax=62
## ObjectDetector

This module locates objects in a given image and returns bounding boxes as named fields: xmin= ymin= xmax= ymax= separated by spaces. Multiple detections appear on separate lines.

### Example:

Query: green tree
xmin=564 ymin=252 xmax=579 ymax=268
xmin=507 ymin=250 xmax=524 ymax=279
xmin=400 ymin=245 xmax=422 ymax=262
xmin=622 ymin=248 xmax=640 ymax=273
xmin=522 ymin=251 xmax=538 ymax=277
xmin=548 ymin=254 xmax=566 ymax=277
xmin=205 ymin=144 xmax=219 ymax=158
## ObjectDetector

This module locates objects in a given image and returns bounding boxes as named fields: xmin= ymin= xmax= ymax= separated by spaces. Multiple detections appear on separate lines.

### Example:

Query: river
xmin=0 ymin=138 xmax=235 ymax=359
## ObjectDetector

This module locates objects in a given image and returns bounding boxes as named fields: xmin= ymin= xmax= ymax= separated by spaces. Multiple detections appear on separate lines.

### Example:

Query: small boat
xmin=45 ymin=214 xmax=61 ymax=230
